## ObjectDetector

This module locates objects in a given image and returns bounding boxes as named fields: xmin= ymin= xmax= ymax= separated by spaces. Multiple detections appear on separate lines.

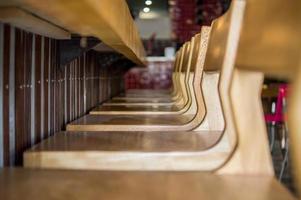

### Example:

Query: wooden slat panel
xmin=66 ymin=62 xmax=70 ymax=124
xmin=30 ymin=34 xmax=35 ymax=146
xmin=43 ymin=38 xmax=49 ymax=138
xmin=40 ymin=37 xmax=45 ymax=139
xmin=3 ymin=24 xmax=10 ymax=166
xmin=24 ymin=31 xmax=32 ymax=154
xmin=0 ymin=25 xmax=126 ymax=165
xmin=8 ymin=26 xmax=15 ymax=166
xmin=14 ymin=29 xmax=25 ymax=165
xmin=50 ymin=40 xmax=55 ymax=134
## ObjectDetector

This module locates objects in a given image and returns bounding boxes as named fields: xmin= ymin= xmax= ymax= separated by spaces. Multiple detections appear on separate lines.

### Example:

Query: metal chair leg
xmin=279 ymin=141 xmax=289 ymax=181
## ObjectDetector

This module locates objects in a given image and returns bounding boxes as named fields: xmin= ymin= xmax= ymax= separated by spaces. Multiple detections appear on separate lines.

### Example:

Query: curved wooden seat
xmin=102 ymin=43 xmax=192 ymax=106
xmin=18 ymin=2 xmax=301 ymax=195
xmin=66 ymin=0 xmax=275 ymax=176
xmin=106 ymin=98 xmax=174 ymax=104
xmin=90 ymin=105 xmax=183 ymax=115
xmin=91 ymin=33 xmax=211 ymax=116
xmin=105 ymin=40 xmax=197 ymax=107
xmin=24 ymin=131 xmax=223 ymax=170
xmin=66 ymin=114 xmax=194 ymax=131
xmin=0 ymin=168 xmax=295 ymax=200
xmin=125 ymin=89 xmax=171 ymax=95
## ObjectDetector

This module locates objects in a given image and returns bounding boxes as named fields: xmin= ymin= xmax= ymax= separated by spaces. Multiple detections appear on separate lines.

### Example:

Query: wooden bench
xmin=0 ymin=168 xmax=295 ymax=200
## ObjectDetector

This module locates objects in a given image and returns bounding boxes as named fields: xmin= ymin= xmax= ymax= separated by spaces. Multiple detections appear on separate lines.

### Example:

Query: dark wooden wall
xmin=0 ymin=24 xmax=124 ymax=166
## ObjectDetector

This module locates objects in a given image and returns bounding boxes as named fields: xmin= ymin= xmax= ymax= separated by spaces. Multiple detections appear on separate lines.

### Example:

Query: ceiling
xmin=126 ymin=0 xmax=169 ymax=18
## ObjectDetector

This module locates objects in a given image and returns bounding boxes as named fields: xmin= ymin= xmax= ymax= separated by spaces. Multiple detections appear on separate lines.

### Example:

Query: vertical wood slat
xmin=44 ymin=38 xmax=49 ymax=138
xmin=0 ymin=23 xmax=4 ymax=167
xmin=80 ymin=55 xmax=84 ymax=116
xmin=3 ymin=25 xmax=10 ymax=166
xmin=50 ymin=40 xmax=55 ymax=135
xmin=83 ymin=53 xmax=87 ymax=113
xmin=40 ymin=37 xmax=45 ymax=140
xmin=74 ymin=59 xmax=77 ymax=119
xmin=78 ymin=57 xmax=81 ymax=117
xmin=30 ymin=35 xmax=36 ymax=146
xmin=64 ymin=63 xmax=67 ymax=125
xmin=48 ymin=40 xmax=51 ymax=136
xmin=14 ymin=29 xmax=24 ymax=165
xmin=0 ymin=24 xmax=126 ymax=166
xmin=72 ymin=61 xmax=75 ymax=120
xmin=66 ymin=62 xmax=70 ymax=124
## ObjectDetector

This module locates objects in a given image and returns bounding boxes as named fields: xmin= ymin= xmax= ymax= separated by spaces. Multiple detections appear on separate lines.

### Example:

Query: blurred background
xmin=125 ymin=0 xmax=230 ymax=90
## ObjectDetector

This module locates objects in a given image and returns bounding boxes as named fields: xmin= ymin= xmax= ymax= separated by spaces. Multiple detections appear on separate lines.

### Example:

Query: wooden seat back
xmin=233 ymin=0 xmax=301 ymax=193
xmin=201 ymin=0 xmax=301 ymax=186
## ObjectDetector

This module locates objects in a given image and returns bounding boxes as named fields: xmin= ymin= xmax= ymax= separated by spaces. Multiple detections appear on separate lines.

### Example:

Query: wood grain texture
xmin=0 ymin=7 xmax=70 ymax=39
xmin=0 ymin=24 xmax=126 ymax=167
xmin=14 ymin=29 xmax=25 ymax=165
xmin=0 ymin=168 xmax=296 ymax=200
xmin=0 ymin=0 xmax=145 ymax=65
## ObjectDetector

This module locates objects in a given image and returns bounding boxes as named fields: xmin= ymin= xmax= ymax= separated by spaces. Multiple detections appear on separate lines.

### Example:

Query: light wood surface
xmin=67 ymin=31 xmax=210 ymax=131
xmin=24 ymin=131 xmax=224 ymax=171
xmin=39 ymin=0 xmax=274 ymax=177
xmin=0 ymin=7 xmax=70 ymax=39
xmin=232 ymin=0 xmax=301 ymax=192
xmin=90 ymin=105 xmax=184 ymax=115
xmin=289 ymin=66 xmax=301 ymax=196
xmin=0 ymin=0 xmax=145 ymax=65
xmin=0 ymin=168 xmax=295 ymax=200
